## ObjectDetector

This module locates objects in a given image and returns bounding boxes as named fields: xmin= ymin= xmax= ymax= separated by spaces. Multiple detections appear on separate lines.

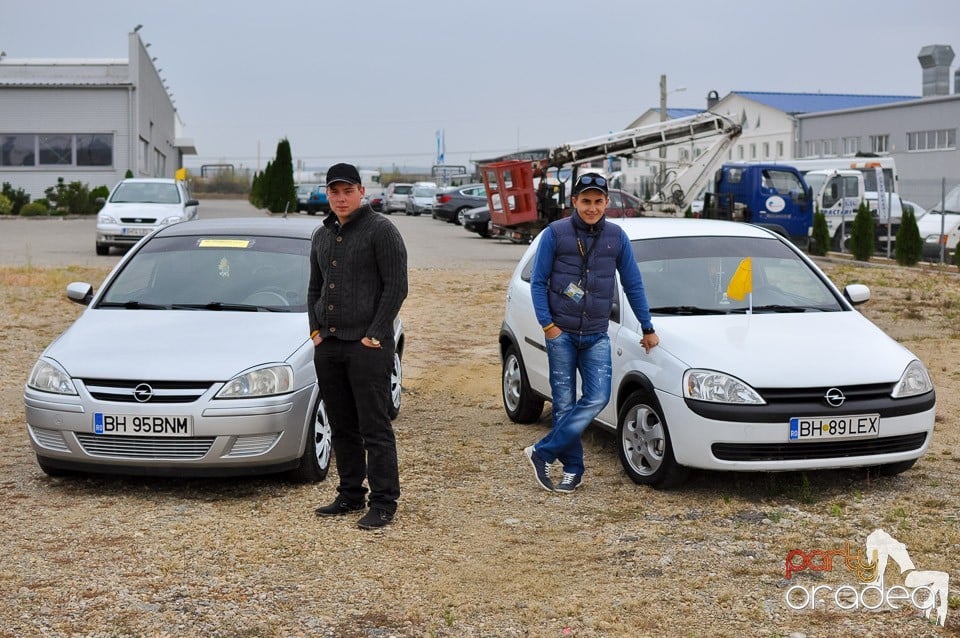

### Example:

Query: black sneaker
xmin=555 ymin=472 xmax=583 ymax=494
xmin=314 ymin=497 xmax=365 ymax=517
xmin=357 ymin=507 xmax=394 ymax=530
xmin=524 ymin=445 xmax=554 ymax=491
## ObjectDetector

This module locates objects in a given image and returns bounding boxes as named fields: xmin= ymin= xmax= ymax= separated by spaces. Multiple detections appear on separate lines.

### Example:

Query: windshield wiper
xmin=170 ymin=302 xmax=283 ymax=312
xmin=98 ymin=300 xmax=170 ymax=309
xmin=650 ymin=306 xmax=728 ymax=315
xmin=730 ymin=304 xmax=820 ymax=314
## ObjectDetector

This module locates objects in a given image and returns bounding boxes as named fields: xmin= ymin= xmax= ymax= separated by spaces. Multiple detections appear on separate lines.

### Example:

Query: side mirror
xmin=185 ymin=199 xmax=199 ymax=207
xmin=844 ymin=283 xmax=870 ymax=306
xmin=95 ymin=197 xmax=106 ymax=206
xmin=66 ymin=282 xmax=94 ymax=306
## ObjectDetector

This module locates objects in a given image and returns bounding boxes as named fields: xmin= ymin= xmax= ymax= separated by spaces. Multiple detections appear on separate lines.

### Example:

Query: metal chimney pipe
xmin=917 ymin=45 xmax=955 ymax=97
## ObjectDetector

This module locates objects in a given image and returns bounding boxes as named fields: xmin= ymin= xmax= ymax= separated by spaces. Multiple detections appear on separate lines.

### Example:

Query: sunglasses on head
xmin=576 ymin=175 xmax=606 ymax=187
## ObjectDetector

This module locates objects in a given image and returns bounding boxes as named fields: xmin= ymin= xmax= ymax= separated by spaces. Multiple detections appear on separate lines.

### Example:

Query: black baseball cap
xmin=571 ymin=172 xmax=609 ymax=197
xmin=325 ymin=163 xmax=362 ymax=186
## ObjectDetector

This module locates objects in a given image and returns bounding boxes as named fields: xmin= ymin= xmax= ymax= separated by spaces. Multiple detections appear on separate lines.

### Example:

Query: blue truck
xmin=702 ymin=163 xmax=813 ymax=249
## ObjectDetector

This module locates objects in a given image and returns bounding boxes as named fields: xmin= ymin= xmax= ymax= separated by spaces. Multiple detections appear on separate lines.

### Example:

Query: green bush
xmin=44 ymin=177 xmax=98 ymax=215
xmin=810 ymin=209 xmax=830 ymax=256
xmin=848 ymin=201 xmax=875 ymax=261
xmin=894 ymin=208 xmax=923 ymax=266
xmin=125 ymin=169 xmax=134 ymax=178
xmin=1 ymin=182 xmax=30 ymax=215
xmin=20 ymin=201 xmax=49 ymax=217
xmin=0 ymin=193 xmax=12 ymax=215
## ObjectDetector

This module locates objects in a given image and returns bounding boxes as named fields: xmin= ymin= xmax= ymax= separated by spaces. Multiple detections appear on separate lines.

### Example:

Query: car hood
xmin=653 ymin=312 xmax=915 ymax=387
xmin=44 ymin=310 xmax=308 ymax=380
xmin=102 ymin=202 xmax=188 ymax=216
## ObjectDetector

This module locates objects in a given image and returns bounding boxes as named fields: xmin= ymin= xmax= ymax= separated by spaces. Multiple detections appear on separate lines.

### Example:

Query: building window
xmin=38 ymin=135 xmax=72 ymax=165
xmin=76 ymin=134 xmax=113 ymax=166
xmin=869 ymin=134 xmax=889 ymax=154
xmin=762 ymin=142 xmax=770 ymax=158
xmin=0 ymin=134 xmax=35 ymax=166
xmin=139 ymin=138 xmax=150 ymax=173
xmin=0 ymin=133 xmax=113 ymax=168
xmin=842 ymin=137 xmax=859 ymax=155
xmin=776 ymin=141 xmax=784 ymax=158
xmin=737 ymin=145 xmax=744 ymax=159
xmin=154 ymin=149 xmax=166 ymax=177
xmin=907 ymin=128 xmax=957 ymax=151
xmin=750 ymin=143 xmax=756 ymax=159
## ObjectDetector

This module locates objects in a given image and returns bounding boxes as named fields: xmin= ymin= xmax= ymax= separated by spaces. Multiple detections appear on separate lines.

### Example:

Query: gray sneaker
xmin=555 ymin=472 xmax=583 ymax=494
xmin=523 ymin=445 xmax=554 ymax=491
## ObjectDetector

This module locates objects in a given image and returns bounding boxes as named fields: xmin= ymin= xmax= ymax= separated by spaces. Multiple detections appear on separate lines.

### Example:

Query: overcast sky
xmin=2 ymin=0 xmax=958 ymax=174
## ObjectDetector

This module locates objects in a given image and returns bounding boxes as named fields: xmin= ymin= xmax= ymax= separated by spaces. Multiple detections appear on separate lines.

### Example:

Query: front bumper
xmin=657 ymin=390 xmax=936 ymax=472
xmin=24 ymin=381 xmax=316 ymax=477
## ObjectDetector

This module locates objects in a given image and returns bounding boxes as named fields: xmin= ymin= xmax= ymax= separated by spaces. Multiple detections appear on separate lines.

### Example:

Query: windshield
xmin=111 ymin=182 xmax=181 ymax=204
xmin=932 ymin=185 xmax=960 ymax=214
xmin=413 ymin=187 xmax=436 ymax=197
xmin=804 ymin=173 xmax=826 ymax=199
xmin=632 ymin=236 xmax=842 ymax=314
xmin=98 ymin=235 xmax=311 ymax=312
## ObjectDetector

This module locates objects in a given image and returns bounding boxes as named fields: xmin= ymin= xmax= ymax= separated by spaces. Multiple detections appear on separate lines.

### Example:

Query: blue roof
xmin=732 ymin=91 xmax=919 ymax=115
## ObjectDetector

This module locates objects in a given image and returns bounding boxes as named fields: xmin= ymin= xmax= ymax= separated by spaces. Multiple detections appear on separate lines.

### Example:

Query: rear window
xmin=394 ymin=185 xmax=412 ymax=195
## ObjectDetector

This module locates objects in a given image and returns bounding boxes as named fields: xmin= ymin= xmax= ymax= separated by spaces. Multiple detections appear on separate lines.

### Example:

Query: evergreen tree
xmin=810 ymin=208 xmax=830 ymax=256
xmin=267 ymin=139 xmax=296 ymax=213
xmin=261 ymin=161 xmax=274 ymax=210
xmin=848 ymin=201 xmax=875 ymax=261
xmin=894 ymin=208 xmax=922 ymax=266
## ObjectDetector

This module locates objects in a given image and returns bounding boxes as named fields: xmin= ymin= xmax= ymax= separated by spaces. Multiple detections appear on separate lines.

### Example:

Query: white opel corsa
xmin=500 ymin=218 xmax=936 ymax=488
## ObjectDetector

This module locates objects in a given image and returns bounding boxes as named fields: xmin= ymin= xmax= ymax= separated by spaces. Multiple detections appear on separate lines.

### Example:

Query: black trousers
xmin=313 ymin=337 xmax=399 ymax=513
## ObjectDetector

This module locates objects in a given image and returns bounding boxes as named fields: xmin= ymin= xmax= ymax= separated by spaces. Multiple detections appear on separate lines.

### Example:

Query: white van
xmin=919 ymin=184 xmax=960 ymax=262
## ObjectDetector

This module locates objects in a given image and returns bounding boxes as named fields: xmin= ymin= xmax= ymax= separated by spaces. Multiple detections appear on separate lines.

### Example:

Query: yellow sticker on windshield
xmin=198 ymin=239 xmax=251 ymax=248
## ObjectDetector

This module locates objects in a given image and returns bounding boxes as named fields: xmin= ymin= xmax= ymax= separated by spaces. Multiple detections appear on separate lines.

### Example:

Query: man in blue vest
xmin=524 ymin=172 xmax=659 ymax=493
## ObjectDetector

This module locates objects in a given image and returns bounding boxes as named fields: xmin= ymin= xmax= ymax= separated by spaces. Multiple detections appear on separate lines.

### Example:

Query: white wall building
xmin=0 ymin=31 xmax=196 ymax=199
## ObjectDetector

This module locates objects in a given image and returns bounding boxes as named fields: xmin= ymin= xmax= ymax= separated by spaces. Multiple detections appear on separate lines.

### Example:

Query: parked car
xmin=462 ymin=206 xmax=491 ymax=237
xmin=500 ymin=218 xmax=935 ymax=488
xmin=95 ymin=178 xmax=198 ymax=255
xmin=434 ymin=183 xmax=487 ymax=225
xmin=405 ymin=183 xmax=438 ymax=216
xmin=383 ymin=183 xmax=413 ymax=214
xmin=605 ymin=189 xmax=645 ymax=218
xmin=306 ymin=186 xmax=329 ymax=215
xmin=296 ymin=183 xmax=321 ymax=212
xmin=369 ymin=195 xmax=384 ymax=212
xmin=25 ymin=217 xmax=405 ymax=482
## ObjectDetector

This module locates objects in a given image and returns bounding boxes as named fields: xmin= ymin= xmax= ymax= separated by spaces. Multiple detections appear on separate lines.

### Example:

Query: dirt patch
xmin=1 ymin=262 xmax=960 ymax=637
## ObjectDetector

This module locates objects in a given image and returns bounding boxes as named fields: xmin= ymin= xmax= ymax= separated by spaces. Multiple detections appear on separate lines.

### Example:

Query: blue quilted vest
xmin=546 ymin=214 xmax=622 ymax=334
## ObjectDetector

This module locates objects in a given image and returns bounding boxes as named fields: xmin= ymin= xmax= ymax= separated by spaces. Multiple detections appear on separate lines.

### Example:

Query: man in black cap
xmin=524 ymin=172 xmax=658 ymax=493
xmin=309 ymin=162 xmax=408 ymax=529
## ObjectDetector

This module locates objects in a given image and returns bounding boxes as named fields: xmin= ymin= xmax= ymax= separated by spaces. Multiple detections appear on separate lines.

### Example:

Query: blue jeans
xmin=534 ymin=331 xmax=612 ymax=475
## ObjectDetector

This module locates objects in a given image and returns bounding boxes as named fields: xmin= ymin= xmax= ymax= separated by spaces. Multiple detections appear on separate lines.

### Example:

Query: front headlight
xmin=683 ymin=369 xmax=765 ymax=404
xmin=216 ymin=364 xmax=294 ymax=399
xmin=161 ymin=215 xmax=185 ymax=225
xmin=892 ymin=360 xmax=934 ymax=398
xmin=27 ymin=359 xmax=78 ymax=395
xmin=98 ymin=214 xmax=117 ymax=224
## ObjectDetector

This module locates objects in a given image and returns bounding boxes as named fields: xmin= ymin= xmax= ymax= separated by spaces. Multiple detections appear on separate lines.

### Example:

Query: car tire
xmin=501 ymin=344 xmax=544 ymax=423
xmin=307 ymin=207 xmax=316 ymax=216
xmin=287 ymin=399 xmax=332 ymax=483
xmin=455 ymin=207 xmax=470 ymax=226
xmin=95 ymin=243 xmax=109 ymax=256
xmin=388 ymin=348 xmax=403 ymax=420
xmin=616 ymin=390 xmax=688 ymax=489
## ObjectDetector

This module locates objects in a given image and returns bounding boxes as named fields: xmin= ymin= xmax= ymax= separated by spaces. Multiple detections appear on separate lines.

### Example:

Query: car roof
xmin=155 ymin=217 xmax=323 ymax=240
xmin=610 ymin=217 xmax=781 ymax=241
xmin=118 ymin=178 xmax=180 ymax=184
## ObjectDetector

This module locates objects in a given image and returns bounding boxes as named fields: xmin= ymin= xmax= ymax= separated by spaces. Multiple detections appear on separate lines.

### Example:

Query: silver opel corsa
xmin=24 ymin=217 xmax=404 ymax=482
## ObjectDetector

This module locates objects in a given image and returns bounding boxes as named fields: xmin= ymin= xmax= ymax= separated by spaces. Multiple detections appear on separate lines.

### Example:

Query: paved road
xmin=0 ymin=199 xmax=529 ymax=270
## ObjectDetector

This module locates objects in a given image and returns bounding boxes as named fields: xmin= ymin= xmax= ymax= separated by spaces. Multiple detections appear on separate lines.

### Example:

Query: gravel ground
xmin=2 ymin=260 xmax=960 ymax=638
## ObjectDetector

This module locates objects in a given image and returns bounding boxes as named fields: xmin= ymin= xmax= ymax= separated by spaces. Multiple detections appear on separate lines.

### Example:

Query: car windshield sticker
xmin=218 ymin=257 xmax=230 ymax=278
xmin=198 ymin=239 xmax=251 ymax=248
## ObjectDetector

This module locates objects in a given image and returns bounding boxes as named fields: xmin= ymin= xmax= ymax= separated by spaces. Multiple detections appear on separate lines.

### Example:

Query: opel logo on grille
xmin=824 ymin=387 xmax=846 ymax=407
xmin=133 ymin=383 xmax=154 ymax=403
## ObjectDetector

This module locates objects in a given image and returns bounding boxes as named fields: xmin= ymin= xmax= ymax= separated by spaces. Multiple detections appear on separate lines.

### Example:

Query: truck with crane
xmin=479 ymin=112 xmax=742 ymax=243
